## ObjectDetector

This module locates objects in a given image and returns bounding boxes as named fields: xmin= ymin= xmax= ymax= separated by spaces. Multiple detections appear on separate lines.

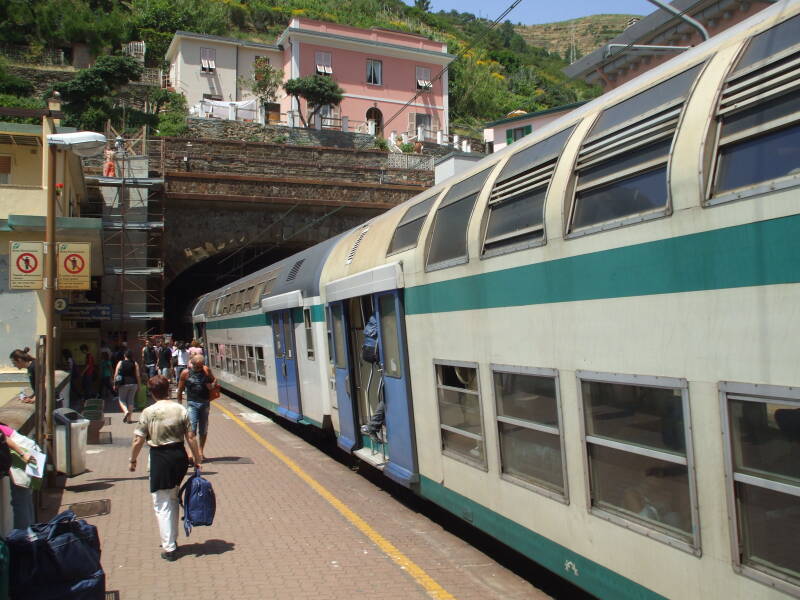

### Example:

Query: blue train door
xmin=330 ymin=301 xmax=358 ymax=451
xmin=374 ymin=290 xmax=417 ymax=487
xmin=272 ymin=309 xmax=302 ymax=421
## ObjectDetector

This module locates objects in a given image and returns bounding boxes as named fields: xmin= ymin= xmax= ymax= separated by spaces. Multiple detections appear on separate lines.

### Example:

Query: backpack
xmin=0 ymin=431 xmax=12 ymax=476
xmin=361 ymin=315 xmax=379 ymax=363
xmin=180 ymin=468 xmax=215 ymax=536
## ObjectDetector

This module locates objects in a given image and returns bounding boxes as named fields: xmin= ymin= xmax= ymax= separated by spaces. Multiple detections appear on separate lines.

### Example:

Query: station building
xmin=0 ymin=119 xmax=102 ymax=389
xmin=164 ymin=18 xmax=455 ymax=140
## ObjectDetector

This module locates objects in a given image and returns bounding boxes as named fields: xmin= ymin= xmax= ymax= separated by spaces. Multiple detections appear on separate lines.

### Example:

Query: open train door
xmin=327 ymin=264 xmax=418 ymax=487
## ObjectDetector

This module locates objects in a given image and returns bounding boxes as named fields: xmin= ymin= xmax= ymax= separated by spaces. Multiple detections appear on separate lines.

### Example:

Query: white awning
xmin=261 ymin=290 xmax=303 ymax=313
xmin=326 ymin=262 xmax=404 ymax=303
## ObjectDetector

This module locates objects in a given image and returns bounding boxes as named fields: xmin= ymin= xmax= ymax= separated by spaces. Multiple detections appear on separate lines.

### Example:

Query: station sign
xmin=57 ymin=242 xmax=91 ymax=290
xmin=9 ymin=241 xmax=44 ymax=290
xmin=60 ymin=303 xmax=112 ymax=321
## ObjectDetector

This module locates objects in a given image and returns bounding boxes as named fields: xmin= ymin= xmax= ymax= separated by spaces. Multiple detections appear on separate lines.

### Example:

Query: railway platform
xmin=39 ymin=394 xmax=550 ymax=600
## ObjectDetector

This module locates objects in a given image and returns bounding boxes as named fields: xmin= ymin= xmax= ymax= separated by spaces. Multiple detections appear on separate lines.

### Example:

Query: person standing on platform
xmin=174 ymin=342 xmax=189 ymax=387
xmin=128 ymin=375 xmax=201 ymax=561
xmin=79 ymin=344 xmax=96 ymax=401
xmin=114 ymin=350 xmax=141 ymax=423
xmin=187 ymin=340 xmax=203 ymax=358
xmin=9 ymin=348 xmax=36 ymax=404
xmin=177 ymin=355 xmax=217 ymax=461
xmin=142 ymin=339 xmax=157 ymax=379
xmin=0 ymin=421 xmax=37 ymax=529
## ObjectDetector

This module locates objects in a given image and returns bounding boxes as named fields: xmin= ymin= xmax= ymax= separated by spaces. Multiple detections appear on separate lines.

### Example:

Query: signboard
xmin=57 ymin=242 xmax=91 ymax=290
xmin=9 ymin=241 xmax=44 ymax=290
xmin=60 ymin=303 xmax=112 ymax=321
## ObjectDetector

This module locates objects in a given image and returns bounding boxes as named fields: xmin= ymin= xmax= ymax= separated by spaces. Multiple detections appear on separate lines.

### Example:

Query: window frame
xmin=719 ymin=381 xmax=800 ymax=595
xmin=433 ymin=359 xmax=487 ymax=471
xmin=490 ymin=364 xmax=568 ymax=504
xmin=315 ymin=51 xmax=332 ymax=75
xmin=200 ymin=47 xmax=216 ymax=73
xmin=366 ymin=58 xmax=382 ymax=86
xmin=576 ymin=370 xmax=701 ymax=555
xmin=255 ymin=346 xmax=266 ymax=383
xmin=386 ymin=191 xmax=441 ymax=257
xmin=566 ymin=62 xmax=707 ymax=240
xmin=303 ymin=308 xmax=315 ymax=360
xmin=246 ymin=345 xmax=256 ymax=381
xmin=705 ymin=35 xmax=800 ymax=207
xmin=416 ymin=66 xmax=432 ymax=90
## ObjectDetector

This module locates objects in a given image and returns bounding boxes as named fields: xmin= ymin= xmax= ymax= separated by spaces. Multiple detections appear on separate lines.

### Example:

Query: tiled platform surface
xmin=40 ymin=395 xmax=550 ymax=600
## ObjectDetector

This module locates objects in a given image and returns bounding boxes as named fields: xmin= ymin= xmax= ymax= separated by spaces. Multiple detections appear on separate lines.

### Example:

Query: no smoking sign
xmin=63 ymin=253 xmax=85 ymax=274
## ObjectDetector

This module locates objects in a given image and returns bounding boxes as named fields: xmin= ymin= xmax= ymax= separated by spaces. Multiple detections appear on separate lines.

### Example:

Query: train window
xmin=378 ymin=295 xmax=400 ymax=378
xmin=230 ymin=346 xmax=239 ymax=376
xmin=283 ymin=313 xmax=294 ymax=359
xmin=235 ymin=290 xmax=244 ymax=313
xmin=569 ymin=63 xmax=704 ymax=237
xmin=434 ymin=361 xmax=486 ymax=469
xmin=222 ymin=295 xmax=229 ymax=315
xmin=272 ymin=319 xmax=283 ymax=358
xmin=483 ymin=127 xmax=575 ymax=257
xmin=255 ymin=347 xmax=266 ymax=383
xmin=304 ymin=308 xmax=315 ymax=360
xmin=578 ymin=371 xmax=700 ymax=553
xmin=238 ymin=345 xmax=246 ymax=376
xmin=243 ymin=286 xmax=254 ymax=311
xmin=387 ymin=194 xmax=436 ymax=255
xmin=224 ymin=347 xmax=232 ymax=373
xmin=426 ymin=168 xmax=493 ymax=271
xmin=492 ymin=366 xmax=566 ymax=500
xmin=720 ymin=383 xmax=800 ymax=592
xmin=246 ymin=346 xmax=256 ymax=380
xmin=708 ymin=16 xmax=800 ymax=203
xmin=331 ymin=303 xmax=346 ymax=369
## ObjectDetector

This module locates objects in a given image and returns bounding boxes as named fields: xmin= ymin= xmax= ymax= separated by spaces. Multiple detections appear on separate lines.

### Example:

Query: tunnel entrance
xmin=164 ymin=244 xmax=304 ymax=339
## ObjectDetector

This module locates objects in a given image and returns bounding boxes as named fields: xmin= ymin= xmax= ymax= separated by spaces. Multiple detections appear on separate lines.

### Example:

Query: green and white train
xmin=193 ymin=3 xmax=800 ymax=597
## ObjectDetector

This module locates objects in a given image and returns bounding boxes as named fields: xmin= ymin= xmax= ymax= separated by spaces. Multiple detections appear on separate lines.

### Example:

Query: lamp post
xmin=44 ymin=131 xmax=106 ymax=466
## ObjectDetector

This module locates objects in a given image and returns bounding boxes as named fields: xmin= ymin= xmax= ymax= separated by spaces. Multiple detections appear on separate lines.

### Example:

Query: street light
xmin=43 ymin=130 xmax=106 ymax=468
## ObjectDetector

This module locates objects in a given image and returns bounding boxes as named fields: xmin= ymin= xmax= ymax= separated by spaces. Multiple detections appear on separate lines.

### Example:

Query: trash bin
xmin=54 ymin=407 xmax=89 ymax=477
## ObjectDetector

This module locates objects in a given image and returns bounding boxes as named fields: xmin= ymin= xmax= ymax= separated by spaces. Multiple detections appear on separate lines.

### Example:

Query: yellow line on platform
xmin=213 ymin=401 xmax=456 ymax=600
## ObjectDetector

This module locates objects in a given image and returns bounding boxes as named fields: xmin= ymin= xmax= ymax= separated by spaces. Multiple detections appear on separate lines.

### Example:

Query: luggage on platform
xmin=180 ymin=467 xmax=215 ymax=536
xmin=6 ymin=510 xmax=105 ymax=600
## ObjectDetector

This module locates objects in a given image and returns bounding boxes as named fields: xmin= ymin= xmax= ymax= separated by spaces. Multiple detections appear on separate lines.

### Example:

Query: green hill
xmin=0 ymin=0 xmax=604 ymax=137
xmin=515 ymin=14 xmax=641 ymax=63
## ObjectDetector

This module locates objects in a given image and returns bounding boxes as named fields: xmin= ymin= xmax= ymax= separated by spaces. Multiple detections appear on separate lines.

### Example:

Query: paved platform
xmin=42 ymin=394 xmax=551 ymax=600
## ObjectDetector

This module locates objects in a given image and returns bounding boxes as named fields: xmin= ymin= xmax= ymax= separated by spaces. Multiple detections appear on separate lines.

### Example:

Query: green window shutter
xmin=506 ymin=128 xmax=514 ymax=144
xmin=523 ymin=125 xmax=532 ymax=135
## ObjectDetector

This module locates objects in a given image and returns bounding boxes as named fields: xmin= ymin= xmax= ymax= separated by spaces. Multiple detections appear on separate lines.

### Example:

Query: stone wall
xmin=7 ymin=65 xmax=77 ymax=97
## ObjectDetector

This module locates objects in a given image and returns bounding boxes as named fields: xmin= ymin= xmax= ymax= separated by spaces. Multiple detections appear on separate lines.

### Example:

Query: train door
xmin=329 ymin=290 xmax=418 ymax=487
xmin=330 ymin=301 xmax=358 ymax=451
xmin=271 ymin=309 xmax=302 ymax=421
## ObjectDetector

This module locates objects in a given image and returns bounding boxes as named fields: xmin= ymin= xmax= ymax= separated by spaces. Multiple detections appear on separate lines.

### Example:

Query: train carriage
xmin=193 ymin=2 xmax=800 ymax=598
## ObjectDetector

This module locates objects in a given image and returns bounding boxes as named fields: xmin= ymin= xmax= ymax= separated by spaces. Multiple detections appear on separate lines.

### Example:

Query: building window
xmin=200 ymin=47 xmax=216 ymax=72
xmin=366 ymin=59 xmax=382 ymax=85
xmin=303 ymin=308 xmax=315 ymax=360
xmin=253 ymin=55 xmax=270 ymax=80
xmin=578 ymin=371 xmax=700 ymax=553
xmin=493 ymin=366 xmax=566 ymax=500
xmin=505 ymin=125 xmax=531 ymax=145
xmin=315 ymin=51 xmax=332 ymax=75
xmin=435 ymin=361 xmax=486 ymax=469
xmin=416 ymin=66 xmax=432 ymax=90
xmin=202 ymin=93 xmax=222 ymax=101
xmin=721 ymin=382 xmax=800 ymax=592
xmin=0 ymin=155 xmax=10 ymax=184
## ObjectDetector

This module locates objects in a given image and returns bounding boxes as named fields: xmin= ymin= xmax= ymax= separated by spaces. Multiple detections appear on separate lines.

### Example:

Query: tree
xmin=49 ymin=54 xmax=144 ymax=131
xmin=240 ymin=57 xmax=283 ymax=113
xmin=283 ymin=75 xmax=343 ymax=127
xmin=414 ymin=0 xmax=432 ymax=11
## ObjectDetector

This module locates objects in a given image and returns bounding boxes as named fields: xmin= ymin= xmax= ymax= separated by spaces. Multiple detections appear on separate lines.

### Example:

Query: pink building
xmin=165 ymin=18 xmax=455 ymax=140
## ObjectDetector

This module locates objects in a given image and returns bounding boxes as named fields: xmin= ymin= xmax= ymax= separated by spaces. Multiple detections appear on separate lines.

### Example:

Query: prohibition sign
xmin=64 ymin=253 xmax=85 ymax=274
xmin=16 ymin=252 xmax=38 ymax=273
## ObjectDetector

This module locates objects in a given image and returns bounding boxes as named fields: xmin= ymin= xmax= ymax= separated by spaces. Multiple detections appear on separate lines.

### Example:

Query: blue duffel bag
xmin=7 ymin=510 xmax=104 ymax=600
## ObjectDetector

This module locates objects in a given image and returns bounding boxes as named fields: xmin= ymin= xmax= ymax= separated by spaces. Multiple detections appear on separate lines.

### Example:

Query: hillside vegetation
xmin=515 ymin=14 xmax=640 ymax=63
xmin=0 ymin=0 xmax=607 ymax=136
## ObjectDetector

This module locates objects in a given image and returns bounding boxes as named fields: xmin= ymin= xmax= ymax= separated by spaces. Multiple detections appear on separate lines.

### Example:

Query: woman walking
xmin=128 ymin=375 xmax=201 ymax=561
xmin=113 ymin=350 xmax=140 ymax=423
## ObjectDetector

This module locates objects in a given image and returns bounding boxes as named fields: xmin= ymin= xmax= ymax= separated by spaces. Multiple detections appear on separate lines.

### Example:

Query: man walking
xmin=142 ymin=339 xmax=157 ymax=379
xmin=177 ymin=355 xmax=217 ymax=461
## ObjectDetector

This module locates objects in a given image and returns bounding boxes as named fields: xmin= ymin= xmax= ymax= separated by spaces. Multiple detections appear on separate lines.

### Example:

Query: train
xmin=192 ymin=3 xmax=800 ymax=598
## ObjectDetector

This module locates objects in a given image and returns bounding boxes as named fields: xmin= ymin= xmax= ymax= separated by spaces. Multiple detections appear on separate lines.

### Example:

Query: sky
xmin=402 ymin=1 xmax=660 ymax=25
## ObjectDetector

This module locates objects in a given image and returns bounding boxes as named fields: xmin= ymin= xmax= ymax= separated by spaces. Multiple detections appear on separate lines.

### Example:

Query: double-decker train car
xmin=194 ymin=3 xmax=800 ymax=597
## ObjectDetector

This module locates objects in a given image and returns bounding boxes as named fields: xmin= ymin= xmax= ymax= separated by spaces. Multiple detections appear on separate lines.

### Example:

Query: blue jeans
xmin=145 ymin=364 xmax=157 ymax=379
xmin=187 ymin=401 xmax=210 ymax=436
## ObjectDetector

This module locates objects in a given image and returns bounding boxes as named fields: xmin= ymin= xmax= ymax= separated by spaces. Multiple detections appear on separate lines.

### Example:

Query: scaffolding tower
xmin=84 ymin=126 xmax=165 ymax=340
